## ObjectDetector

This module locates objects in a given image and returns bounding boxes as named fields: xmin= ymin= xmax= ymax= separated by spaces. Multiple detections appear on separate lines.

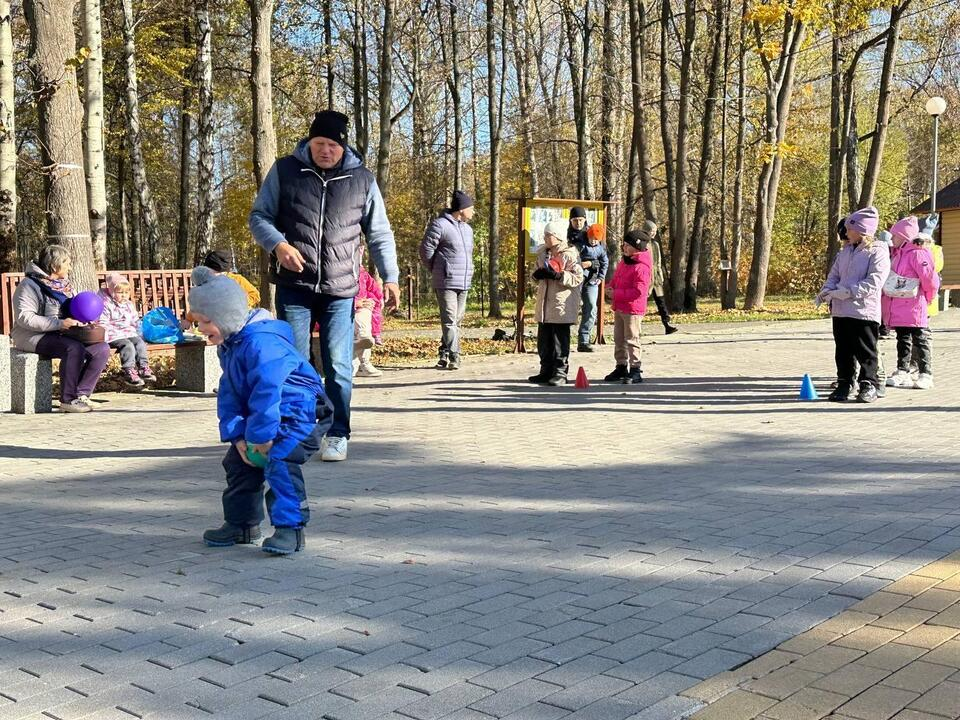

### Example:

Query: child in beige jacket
xmin=528 ymin=220 xmax=584 ymax=386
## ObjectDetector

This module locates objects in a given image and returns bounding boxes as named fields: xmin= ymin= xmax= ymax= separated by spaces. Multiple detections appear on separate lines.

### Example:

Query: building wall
xmin=942 ymin=210 xmax=960 ymax=286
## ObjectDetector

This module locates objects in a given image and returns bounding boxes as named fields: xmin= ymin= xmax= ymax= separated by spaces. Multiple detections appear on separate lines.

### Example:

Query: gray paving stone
xmin=469 ymin=679 xmax=564 ymax=717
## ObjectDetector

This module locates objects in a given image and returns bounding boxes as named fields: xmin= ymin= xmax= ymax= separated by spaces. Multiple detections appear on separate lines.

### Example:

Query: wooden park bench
xmin=0 ymin=269 xmax=221 ymax=414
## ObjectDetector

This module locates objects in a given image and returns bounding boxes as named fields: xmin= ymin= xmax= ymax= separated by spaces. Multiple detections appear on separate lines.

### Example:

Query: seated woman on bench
xmin=11 ymin=244 xmax=110 ymax=413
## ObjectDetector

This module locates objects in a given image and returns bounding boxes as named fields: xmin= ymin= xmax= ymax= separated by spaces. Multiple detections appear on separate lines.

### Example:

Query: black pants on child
xmin=110 ymin=337 xmax=148 ymax=369
xmin=896 ymin=327 xmax=932 ymax=375
xmin=537 ymin=323 xmax=572 ymax=378
xmin=833 ymin=317 xmax=879 ymax=388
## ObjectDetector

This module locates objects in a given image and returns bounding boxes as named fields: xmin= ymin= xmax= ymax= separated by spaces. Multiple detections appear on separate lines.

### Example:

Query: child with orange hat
xmin=575 ymin=223 xmax=608 ymax=352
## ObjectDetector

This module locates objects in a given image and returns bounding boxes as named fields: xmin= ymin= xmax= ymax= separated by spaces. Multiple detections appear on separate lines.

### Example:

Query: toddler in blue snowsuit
xmin=189 ymin=267 xmax=333 ymax=554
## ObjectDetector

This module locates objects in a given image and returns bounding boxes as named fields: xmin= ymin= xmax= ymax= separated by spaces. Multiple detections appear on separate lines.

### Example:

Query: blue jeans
xmin=276 ymin=285 xmax=355 ymax=439
xmin=578 ymin=282 xmax=600 ymax=345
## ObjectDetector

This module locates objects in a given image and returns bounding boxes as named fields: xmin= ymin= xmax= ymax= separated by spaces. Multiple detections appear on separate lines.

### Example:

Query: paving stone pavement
xmin=2 ymin=314 xmax=960 ymax=720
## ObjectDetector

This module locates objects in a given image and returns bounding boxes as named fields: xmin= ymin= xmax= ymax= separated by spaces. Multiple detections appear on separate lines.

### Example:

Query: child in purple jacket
xmin=817 ymin=207 xmax=890 ymax=404
xmin=98 ymin=273 xmax=156 ymax=389
xmin=882 ymin=216 xmax=939 ymax=390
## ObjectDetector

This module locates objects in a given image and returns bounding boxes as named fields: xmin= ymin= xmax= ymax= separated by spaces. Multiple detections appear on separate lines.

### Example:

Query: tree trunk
xmin=82 ymin=0 xmax=107 ymax=270
xmin=0 ymin=0 xmax=15 ymax=272
xmin=845 ymin=95 xmax=861 ymax=210
xmin=563 ymin=1 xmax=594 ymax=199
xmin=25 ymin=0 xmax=96 ymax=290
xmin=667 ymin=0 xmax=697 ymax=311
xmin=118 ymin=152 xmax=130 ymax=268
xmin=625 ymin=0 xmax=656 ymax=230
xmin=486 ymin=0 xmax=503 ymax=317
xmin=722 ymin=0 xmax=746 ymax=310
xmin=250 ymin=0 xmax=276 ymax=311
xmin=684 ymin=0 xmax=725 ymax=311
xmin=858 ymin=1 xmax=907 ymax=208
xmin=375 ymin=0 xmax=395 ymax=197
xmin=599 ymin=0 xmax=621 ymax=238
xmin=351 ymin=0 xmax=369 ymax=161
xmin=435 ymin=0 xmax=463 ymax=191
xmin=658 ymin=0 xmax=676 ymax=255
xmin=744 ymin=12 xmax=805 ymax=310
xmin=121 ymin=0 xmax=161 ymax=270
xmin=826 ymin=34 xmax=843 ymax=274
xmin=194 ymin=0 xmax=214 ymax=263
xmin=323 ymin=0 xmax=334 ymax=107
xmin=507 ymin=0 xmax=537 ymax=196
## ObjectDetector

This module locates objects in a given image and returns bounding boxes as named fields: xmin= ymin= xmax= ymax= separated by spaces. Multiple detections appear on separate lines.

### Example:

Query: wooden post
xmin=406 ymin=264 xmax=414 ymax=321
xmin=514 ymin=198 xmax=527 ymax=352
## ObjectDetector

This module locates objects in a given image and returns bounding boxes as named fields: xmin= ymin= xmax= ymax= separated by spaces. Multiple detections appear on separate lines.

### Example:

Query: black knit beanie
xmin=451 ymin=190 xmax=474 ymax=212
xmin=309 ymin=110 xmax=349 ymax=146
xmin=570 ymin=206 xmax=587 ymax=219
xmin=202 ymin=249 xmax=232 ymax=272
xmin=624 ymin=229 xmax=649 ymax=251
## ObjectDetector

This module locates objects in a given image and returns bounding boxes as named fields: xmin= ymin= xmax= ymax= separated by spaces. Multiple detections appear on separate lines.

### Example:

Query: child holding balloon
xmin=98 ymin=272 xmax=156 ymax=389
xmin=188 ymin=267 xmax=333 ymax=555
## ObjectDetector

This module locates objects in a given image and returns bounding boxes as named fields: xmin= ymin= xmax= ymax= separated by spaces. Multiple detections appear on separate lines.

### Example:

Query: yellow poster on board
xmin=522 ymin=199 xmax=607 ymax=260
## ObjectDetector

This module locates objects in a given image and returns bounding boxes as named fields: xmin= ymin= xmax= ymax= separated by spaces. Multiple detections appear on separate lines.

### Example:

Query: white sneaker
xmin=59 ymin=397 xmax=92 ymax=413
xmin=320 ymin=436 xmax=348 ymax=462
xmin=914 ymin=373 xmax=934 ymax=390
xmin=356 ymin=363 xmax=382 ymax=377
xmin=886 ymin=370 xmax=913 ymax=388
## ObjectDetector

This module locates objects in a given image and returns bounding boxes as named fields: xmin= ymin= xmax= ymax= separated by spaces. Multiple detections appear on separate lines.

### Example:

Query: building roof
xmin=913 ymin=176 xmax=960 ymax=213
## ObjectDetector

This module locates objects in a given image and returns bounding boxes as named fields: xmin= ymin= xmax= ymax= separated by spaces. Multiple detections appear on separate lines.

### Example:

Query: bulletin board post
xmin=513 ymin=197 xmax=611 ymax=354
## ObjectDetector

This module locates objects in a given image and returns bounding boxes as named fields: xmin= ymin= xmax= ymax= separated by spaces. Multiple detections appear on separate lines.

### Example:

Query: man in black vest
xmin=249 ymin=110 xmax=400 ymax=462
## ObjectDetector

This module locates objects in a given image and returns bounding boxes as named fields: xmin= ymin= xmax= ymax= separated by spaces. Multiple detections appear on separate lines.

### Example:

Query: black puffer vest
xmin=271 ymin=154 xmax=373 ymax=297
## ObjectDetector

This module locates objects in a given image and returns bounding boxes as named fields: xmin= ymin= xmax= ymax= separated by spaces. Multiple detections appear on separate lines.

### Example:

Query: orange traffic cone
xmin=575 ymin=367 xmax=590 ymax=389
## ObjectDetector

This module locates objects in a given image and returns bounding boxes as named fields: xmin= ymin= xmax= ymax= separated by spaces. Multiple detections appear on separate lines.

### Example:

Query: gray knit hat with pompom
xmin=188 ymin=266 xmax=249 ymax=339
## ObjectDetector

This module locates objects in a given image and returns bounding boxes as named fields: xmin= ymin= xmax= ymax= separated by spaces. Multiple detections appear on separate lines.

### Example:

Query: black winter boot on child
xmin=605 ymin=365 xmax=628 ymax=382
xmin=203 ymin=522 xmax=262 ymax=547
xmin=435 ymin=350 xmax=449 ymax=369
xmin=624 ymin=367 xmax=643 ymax=384
xmin=828 ymin=380 xmax=852 ymax=402
xmin=262 ymin=527 xmax=305 ymax=555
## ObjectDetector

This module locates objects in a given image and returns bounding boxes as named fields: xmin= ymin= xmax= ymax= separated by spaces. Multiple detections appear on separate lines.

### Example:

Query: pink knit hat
xmin=889 ymin=216 xmax=919 ymax=244
xmin=845 ymin=206 xmax=880 ymax=236
xmin=104 ymin=271 xmax=130 ymax=292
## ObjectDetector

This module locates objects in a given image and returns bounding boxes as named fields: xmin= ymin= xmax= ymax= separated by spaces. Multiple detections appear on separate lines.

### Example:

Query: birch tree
xmin=121 ymin=0 xmax=161 ymax=269
xmin=250 ymin=0 xmax=276 ymax=310
xmin=194 ymin=0 xmax=215 ymax=262
xmin=82 ymin=0 xmax=107 ymax=269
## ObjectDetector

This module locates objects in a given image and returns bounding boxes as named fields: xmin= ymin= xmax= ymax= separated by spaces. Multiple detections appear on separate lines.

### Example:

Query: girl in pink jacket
xmin=98 ymin=272 xmax=156 ymax=389
xmin=605 ymin=225 xmax=654 ymax=384
xmin=353 ymin=264 xmax=384 ymax=378
xmin=882 ymin=216 xmax=939 ymax=390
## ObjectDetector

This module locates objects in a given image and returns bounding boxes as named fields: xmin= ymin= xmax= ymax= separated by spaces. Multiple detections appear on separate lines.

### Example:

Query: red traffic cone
xmin=575 ymin=367 xmax=590 ymax=389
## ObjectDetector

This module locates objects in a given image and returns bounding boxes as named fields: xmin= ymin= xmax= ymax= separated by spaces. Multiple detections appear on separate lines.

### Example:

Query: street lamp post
xmin=926 ymin=96 xmax=947 ymax=214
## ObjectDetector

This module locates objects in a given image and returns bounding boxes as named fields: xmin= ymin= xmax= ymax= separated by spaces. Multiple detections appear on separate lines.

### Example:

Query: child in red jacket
xmin=605 ymin=224 xmax=654 ymax=384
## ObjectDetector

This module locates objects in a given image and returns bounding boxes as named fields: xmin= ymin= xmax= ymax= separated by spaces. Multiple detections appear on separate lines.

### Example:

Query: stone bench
xmin=3 ymin=341 xmax=221 ymax=414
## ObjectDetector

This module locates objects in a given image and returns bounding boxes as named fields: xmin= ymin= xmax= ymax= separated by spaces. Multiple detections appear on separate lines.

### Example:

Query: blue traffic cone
xmin=799 ymin=374 xmax=819 ymax=401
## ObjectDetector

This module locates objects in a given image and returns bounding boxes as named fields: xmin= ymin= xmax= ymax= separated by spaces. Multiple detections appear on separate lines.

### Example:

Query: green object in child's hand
xmin=246 ymin=446 xmax=268 ymax=468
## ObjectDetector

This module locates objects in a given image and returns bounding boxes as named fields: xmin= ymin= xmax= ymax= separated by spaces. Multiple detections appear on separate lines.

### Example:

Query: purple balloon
xmin=70 ymin=290 xmax=104 ymax=323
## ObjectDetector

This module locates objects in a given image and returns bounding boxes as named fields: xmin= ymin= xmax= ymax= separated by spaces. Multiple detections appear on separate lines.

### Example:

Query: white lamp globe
xmin=926 ymin=96 xmax=947 ymax=116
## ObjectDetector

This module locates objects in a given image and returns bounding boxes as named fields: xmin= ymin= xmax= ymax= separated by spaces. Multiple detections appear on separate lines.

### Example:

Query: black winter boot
xmin=828 ymin=380 xmax=852 ymax=402
xmin=203 ymin=522 xmax=262 ymax=547
xmin=547 ymin=373 xmax=568 ymax=387
xmin=262 ymin=527 xmax=305 ymax=555
xmin=447 ymin=353 xmax=461 ymax=370
xmin=528 ymin=370 xmax=551 ymax=383
xmin=604 ymin=365 xmax=628 ymax=382
xmin=624 ymin=367 xmax=643 ymax=384
xmin=435 ymin=350 xmax=449 ymax=369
